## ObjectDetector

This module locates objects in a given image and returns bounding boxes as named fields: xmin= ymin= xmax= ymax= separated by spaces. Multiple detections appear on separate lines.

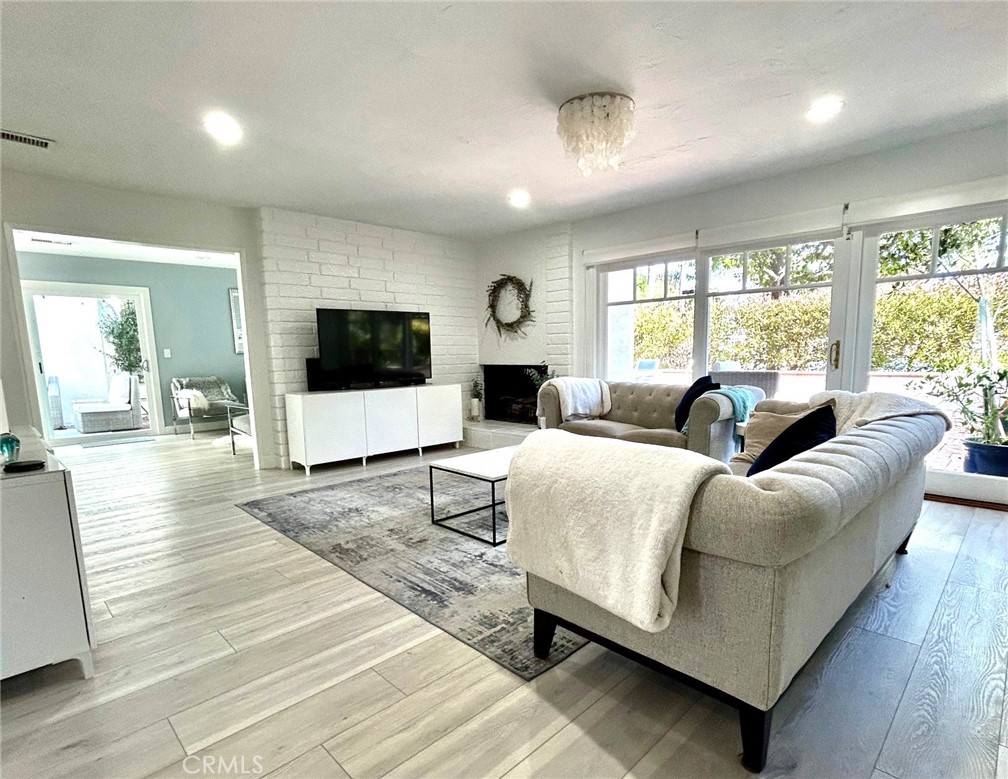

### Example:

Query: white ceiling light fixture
xmin=805 ymin=94 xmax=845 ymax=124
xmin=557 ymin=92 xmax=636 ymax=176
xmin=203 ymin=110 xmax=243 ymax=146
xmin=507 ymin=189 xmax=531 ymax=209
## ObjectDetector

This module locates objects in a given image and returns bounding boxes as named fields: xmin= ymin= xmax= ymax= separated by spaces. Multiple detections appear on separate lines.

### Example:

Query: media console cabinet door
xmin=301 ymin=392 xmax=367 ymax=465
xmin=1 ymin=474 xmax=90 ymax=679
xmin=417 ymin=384 xmax=463 ymax=446
xmin=364 ymin=387 xmax=420 ymax=455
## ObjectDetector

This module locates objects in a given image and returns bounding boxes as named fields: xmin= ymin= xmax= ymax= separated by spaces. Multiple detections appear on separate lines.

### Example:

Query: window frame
xmin=598 ymin=230 xmax=842 ymax=381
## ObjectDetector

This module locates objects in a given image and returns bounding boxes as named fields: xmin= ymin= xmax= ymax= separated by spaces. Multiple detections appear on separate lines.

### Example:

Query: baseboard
xmin=924 ymin=493 xmax=1007 ymax=511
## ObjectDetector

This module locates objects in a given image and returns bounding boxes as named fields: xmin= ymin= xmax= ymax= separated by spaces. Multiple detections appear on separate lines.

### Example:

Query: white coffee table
xmin=428 ymin=446 xmax=518 ymax=546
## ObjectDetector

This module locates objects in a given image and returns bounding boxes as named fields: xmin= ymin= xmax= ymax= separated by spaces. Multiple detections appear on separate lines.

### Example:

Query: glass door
xmin=852 ymin=207 xmax=1007 ymax=497
xmin=21 ymin=282 xmax=164 ymax=442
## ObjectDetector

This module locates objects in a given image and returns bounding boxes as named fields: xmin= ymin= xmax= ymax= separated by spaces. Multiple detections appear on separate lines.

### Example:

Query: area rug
xmin=237 ymin=465 xmax=585 ymax=680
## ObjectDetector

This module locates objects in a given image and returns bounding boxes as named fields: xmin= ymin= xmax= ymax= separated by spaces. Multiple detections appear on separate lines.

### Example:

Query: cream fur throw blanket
xmin=175 ymin=389 xmax=210 ymax=413
xmin=537 ymin=378 xmax=612 ymax=421
xmin=506 ymin=430 xmax=730 ymax=633
xmin=809 ymin=390 xmax=952 ymax=433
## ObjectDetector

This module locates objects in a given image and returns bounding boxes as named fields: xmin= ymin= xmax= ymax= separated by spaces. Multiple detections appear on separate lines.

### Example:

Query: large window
xmin=868 ymin=216 xmax=1007 ymax=471
xmin=707 ymin=240 xmax=834 ymax=400
xmin=605 ymin=259 xmax=695 ymax=382
xmin=601 ymin=239 xmax=835 ymax=398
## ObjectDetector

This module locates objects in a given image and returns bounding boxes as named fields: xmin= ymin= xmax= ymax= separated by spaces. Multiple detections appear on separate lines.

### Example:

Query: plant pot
xmin=469 ymin=398 xmax=481 ymax=421
xmin=963 ymin=438 xmax=1008 ymax=477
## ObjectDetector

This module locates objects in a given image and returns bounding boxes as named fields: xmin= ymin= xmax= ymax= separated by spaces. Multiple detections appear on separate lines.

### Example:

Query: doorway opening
xmin=12 ymin=229 xmax=250 ymax=454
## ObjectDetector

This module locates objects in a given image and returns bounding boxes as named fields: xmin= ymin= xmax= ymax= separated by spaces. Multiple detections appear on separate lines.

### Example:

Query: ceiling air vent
xmin=1 ymin=129 xmax=53 ymax=149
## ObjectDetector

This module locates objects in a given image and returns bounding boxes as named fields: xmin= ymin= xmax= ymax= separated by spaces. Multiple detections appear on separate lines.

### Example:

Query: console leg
xmin=739 ymin=704 xmax=773 ymax=772
xmin=897 ymin=530 xmax=912 ymax=555
xmin=533 ymin=609 xmax=557 ymax=659
xmin=76 ymin=651 xmax=95 ymax=680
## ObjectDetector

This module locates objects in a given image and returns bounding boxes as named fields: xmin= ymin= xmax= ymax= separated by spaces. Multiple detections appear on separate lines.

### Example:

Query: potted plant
xmin=470 ymin=378 xmax=483 ymax=421
xmin=918 ymin=364 xmax=1008 ymax=477
xmin=98 ymin=301 xmax=143 ymax=377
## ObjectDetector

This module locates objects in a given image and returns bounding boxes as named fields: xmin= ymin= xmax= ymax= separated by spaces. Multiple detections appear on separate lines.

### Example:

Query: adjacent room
xmin=0 ymin=3 xmax=1005 ymax=779
xmin=12 ymin=231 xmax=249 ymax=449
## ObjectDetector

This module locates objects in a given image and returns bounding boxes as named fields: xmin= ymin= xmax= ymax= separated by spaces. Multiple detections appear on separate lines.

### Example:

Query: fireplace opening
xmin=482 ymin=364 xmax=547 ymax=425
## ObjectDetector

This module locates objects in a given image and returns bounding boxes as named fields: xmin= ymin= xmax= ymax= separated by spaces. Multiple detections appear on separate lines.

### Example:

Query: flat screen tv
xmin=314 ymin=308 xmax=431 ymax=390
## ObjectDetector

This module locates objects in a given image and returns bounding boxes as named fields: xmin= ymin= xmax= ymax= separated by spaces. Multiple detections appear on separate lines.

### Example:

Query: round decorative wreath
xmin=485 ymin=274 xmax=535 ymax=336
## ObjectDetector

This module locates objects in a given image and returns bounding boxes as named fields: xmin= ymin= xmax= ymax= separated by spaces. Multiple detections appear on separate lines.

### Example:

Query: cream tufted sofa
xmin=537 ymin=380 xmax=764 ymax=463
xmin=522 ymin=404 xmax=947 ymax=771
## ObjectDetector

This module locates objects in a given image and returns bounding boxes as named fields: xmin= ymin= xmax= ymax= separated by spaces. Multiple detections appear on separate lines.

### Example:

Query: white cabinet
xmin=417 ymin=384 xmax=463 ymax=447
xmin=1 ymin=430 xmax=94 ymax=680
xmin=286 ymin=392 xmax=367 ymax=474
xmin=364 ymin=387 xmax=419 ymax=456
xmin=285 ymin=384 xmax=463 ymax=473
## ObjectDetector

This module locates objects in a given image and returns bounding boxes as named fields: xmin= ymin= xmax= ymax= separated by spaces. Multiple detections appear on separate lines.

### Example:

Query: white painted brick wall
xmin=544 ymin=226 xmax=574 ymax=376
xmin=257 ymin=208 xmax=480 ymax=467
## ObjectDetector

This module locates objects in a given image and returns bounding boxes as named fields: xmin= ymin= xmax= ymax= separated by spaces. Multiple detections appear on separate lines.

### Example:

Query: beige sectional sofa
xmin=523 ymin=401 xmax=946 ymax=771
xmin=538 ymin=381 xmax=762 ymax=463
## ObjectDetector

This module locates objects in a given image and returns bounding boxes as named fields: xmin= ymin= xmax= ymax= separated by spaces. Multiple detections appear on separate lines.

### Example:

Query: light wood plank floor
xmin=1 ymin=434 xmax=1007 ymax=779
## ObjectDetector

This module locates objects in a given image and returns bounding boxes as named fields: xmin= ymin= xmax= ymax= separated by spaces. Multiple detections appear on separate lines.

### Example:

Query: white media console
xmin=285 ymin=383 xmax=463 ymax=473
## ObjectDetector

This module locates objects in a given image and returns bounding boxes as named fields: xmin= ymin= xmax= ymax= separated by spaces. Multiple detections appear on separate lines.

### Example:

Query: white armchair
xmin=72 ymin=374 xmax=142 ymax=433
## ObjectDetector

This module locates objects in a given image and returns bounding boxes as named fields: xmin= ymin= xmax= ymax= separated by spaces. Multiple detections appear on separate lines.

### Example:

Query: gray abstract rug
xmin=237 ymin=465 xmax=585 ymax=680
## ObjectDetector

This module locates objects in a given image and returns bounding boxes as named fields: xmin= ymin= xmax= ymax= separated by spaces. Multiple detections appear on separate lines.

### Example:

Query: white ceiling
xmin=1 ymin=3 xmax=1005 ymax=240
xmin=13 ymin=230 xmax=240 ymax=269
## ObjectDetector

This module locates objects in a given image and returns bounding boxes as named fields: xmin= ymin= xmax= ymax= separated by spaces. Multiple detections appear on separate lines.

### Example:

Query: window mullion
xmin=1000 ymin=215 xmax=1007 ymax=269
xmin=930 ymin=227 xmax=939 ymax=274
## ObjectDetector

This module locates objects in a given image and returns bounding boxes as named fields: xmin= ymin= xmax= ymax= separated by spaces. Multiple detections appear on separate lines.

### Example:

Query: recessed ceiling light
xmin=203 ymin=110 xmax=243 ymax=146
xmin=508 ymin=189 xmax=531 ymax=209
xmin=805 ymin=95 xmax=845 ymax=124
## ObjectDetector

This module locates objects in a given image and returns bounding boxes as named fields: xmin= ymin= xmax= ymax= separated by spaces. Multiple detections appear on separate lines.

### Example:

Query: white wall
xmin=0 ymin=169 xmax=277 ymax=468
xmin=573 ymin=123 xmax=1008 ymax=254
xmin=474 ymin=124 xmax=1008 ymax=378
xmin=257 ymin=208 xmax=480 ymax=468
xmin=476 ymin=223 xmax=574 ymax=374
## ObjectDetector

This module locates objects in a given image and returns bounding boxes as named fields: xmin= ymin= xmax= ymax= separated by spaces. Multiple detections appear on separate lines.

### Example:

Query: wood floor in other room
xmin=1 ymin=434 xmax=1006 ymax=779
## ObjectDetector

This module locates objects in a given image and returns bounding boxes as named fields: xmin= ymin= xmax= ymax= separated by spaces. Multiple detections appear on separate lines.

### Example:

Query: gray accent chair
xmin=170 ymin=376 xmax=242 ymax=439
xmin=537 ymin=381 xmax=764 ymax=463
xmin=72 ymin=374 xmax=143 ymax=433
xmin=227 ymin=405 xmax=252 ymax=456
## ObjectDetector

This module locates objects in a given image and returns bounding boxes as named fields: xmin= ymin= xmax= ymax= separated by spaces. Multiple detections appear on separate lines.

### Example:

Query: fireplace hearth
xmin=482 ymin=364 xmax=548 ymax=425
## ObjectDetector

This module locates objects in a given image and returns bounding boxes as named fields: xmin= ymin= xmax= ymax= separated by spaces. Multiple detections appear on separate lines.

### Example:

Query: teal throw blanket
xmin=682 ymin=386 xmax=757 ymax=445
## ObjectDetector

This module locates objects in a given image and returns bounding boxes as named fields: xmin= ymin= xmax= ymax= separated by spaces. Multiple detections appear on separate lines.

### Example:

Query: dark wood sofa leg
xmin=533 ymin=609 xmax=557 ymax=659
xmin=739 ymin=704 xmax=773 ymax=772
xmin=896 ymin=529 xmax=912 ymax=555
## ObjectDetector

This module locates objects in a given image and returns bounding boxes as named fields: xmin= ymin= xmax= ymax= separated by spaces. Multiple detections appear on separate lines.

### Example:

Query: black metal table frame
xmin=428 ymin=464 xmax=507 ymax=546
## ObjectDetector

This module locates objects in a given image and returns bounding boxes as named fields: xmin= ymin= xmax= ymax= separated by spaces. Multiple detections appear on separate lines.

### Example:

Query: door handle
xmin=141 ymin=359 xmax=150 ymax=372
xmin=829 ymin=340 xmax=841 ymax=370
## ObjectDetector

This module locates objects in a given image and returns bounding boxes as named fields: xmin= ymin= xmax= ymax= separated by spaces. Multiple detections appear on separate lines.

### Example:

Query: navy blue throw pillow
xmin=747 ymin=403 xmax=837 ymax=476
xmin=674 ymin=376 xmax=721 ymax=432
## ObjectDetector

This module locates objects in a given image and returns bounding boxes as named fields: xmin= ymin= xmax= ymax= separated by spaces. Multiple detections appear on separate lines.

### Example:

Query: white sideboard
xmin=285 ymin=383 xmax=463 ymax=473
xmin=1 ymin=429 xmax=95 ymax=680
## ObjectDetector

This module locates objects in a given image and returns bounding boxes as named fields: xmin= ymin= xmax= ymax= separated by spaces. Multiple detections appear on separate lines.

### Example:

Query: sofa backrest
xmin=172 ymin=376 xmax=238 ymax=403
xmin=685 ymin=413 xmax=946 ymax=568
xmin=605 ymin=382 xmax=688 ymax=429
